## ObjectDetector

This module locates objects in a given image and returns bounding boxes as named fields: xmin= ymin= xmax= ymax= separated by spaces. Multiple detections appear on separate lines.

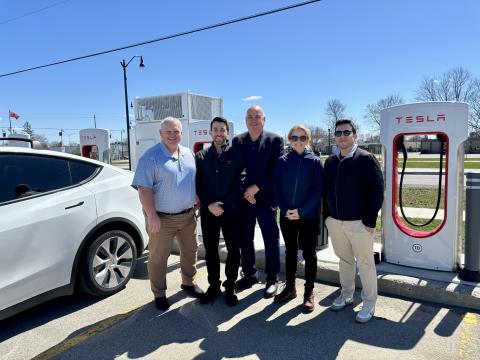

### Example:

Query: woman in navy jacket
xmin=273 ymin=124 xmax=323 ymax=312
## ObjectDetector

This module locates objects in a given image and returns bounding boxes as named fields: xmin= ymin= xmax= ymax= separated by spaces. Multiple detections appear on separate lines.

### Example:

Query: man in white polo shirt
xmin=133 ymin=117 xmax=204 ymax=311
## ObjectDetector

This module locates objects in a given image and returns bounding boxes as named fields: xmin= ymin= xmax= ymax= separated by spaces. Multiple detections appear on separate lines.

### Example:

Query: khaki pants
xmin=146 ymin=210 xmax=198 ymax=297
xmin=325 ymin=217 xmax=377 ymax=308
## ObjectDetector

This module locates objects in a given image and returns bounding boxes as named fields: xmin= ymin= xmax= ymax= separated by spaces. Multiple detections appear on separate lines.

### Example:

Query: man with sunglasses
xmin=232 ymin=105 xmax=284 ymax=298
xmin=323 ymin=119 xmax=384 ymax=323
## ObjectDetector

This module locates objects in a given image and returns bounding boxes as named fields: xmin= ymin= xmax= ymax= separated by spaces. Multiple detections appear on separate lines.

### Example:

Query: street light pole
xmin=121 ymin=55 xmax=144 ymax=170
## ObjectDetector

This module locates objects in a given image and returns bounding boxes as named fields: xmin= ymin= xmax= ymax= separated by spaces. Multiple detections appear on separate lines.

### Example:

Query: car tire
xmin=78 ymin=230 xmax=137 ymax=297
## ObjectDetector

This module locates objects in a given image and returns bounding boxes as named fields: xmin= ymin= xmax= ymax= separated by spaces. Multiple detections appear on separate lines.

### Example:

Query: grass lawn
xmin=320 ymin=155 xmax=480 ymax=169
xmin=397 ymin=161 xmax=480 ymax=169
xmin=375 ymin=217 xmax=442 ymax=232
xmin=399 ymin=187 xmax=445 ymax=209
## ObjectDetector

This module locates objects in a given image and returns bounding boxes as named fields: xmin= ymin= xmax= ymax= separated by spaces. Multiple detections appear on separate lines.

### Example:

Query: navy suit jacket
xmin=232 ymin=131 xmax=284 ymax=208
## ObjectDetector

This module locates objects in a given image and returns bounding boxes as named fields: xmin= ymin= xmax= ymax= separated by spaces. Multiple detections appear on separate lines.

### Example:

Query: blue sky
xmin=1 ymin=0 xmax=479 ymax=142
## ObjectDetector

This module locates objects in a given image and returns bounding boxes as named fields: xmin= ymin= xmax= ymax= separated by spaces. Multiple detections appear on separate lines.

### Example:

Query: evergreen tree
xmin=23 ymin=121 xmax=33 ymax=136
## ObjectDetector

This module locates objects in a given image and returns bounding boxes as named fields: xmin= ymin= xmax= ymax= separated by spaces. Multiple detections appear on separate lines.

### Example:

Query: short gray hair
xmin=246 ymin=105 xmax=265 ymax=117
xmin=160 ymin=117 xmax=182 ymax=131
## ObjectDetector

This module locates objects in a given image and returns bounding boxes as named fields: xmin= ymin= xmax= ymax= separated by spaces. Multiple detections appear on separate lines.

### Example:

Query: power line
xmin=0 ymin=0 xmax=72 ymax=26
xmin=9 ymin=114 xmax=120 ymax=119
xmin=0 ymin=0 xmax=322 ymax=78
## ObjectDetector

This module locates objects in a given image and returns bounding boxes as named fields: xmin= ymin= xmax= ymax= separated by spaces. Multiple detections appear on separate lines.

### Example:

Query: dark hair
xmin=335 ymin=119 xmax=356 ymax=134
xmin=210 ymin=116 xmax=229 ymax=132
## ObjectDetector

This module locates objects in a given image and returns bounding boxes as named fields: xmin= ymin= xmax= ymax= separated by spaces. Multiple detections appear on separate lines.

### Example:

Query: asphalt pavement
xmin=1 ymin=254 xmax=478 ymax=360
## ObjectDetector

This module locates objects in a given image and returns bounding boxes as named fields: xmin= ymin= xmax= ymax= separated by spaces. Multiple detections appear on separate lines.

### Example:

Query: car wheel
xmin=78 ymin=230 xmax=137 ymax=296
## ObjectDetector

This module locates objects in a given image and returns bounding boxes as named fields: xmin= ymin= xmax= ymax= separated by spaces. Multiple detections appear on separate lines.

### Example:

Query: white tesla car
xmin=0 ymin=143 xmax=148 ymax=320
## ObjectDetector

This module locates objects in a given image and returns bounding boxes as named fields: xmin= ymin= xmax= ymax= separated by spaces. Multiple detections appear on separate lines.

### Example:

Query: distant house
xmin=420 ymin=139 xmax=443 ymax=154
xmin=419 ymin=134 xmax=480 ymax=154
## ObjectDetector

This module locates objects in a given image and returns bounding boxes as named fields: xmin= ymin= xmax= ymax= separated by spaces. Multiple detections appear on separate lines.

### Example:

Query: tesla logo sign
xmin=81 ymin=135 xmax=97 ymax=141
xmin=412 ymin=244 xmax=423 ymax=253
xmin=193 ymin=130 xmax=209 ymax=136
xmin=396 ymin=114 xmax=446 ymax=124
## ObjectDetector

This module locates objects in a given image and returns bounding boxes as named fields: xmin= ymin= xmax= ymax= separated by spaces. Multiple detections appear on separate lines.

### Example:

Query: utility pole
xmin=120 ymin=129 xmax=124 ymax=159
xmin=8 ymin=110 xmax=12 ymax=134
xmin=94 ymin=114 xmax=97 ymax=128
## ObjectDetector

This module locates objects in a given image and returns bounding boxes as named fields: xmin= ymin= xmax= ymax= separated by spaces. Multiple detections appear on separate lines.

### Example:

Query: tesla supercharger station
xmin=380 ymin=102 xmax=468 ymax=271
xmin=79 ymin=128 xmax=111 ymax=163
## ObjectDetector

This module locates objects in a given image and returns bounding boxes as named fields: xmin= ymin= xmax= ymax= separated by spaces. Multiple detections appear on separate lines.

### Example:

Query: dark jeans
xmin=279 ymin=216 xmax=319 ymax=291
xmin=240 ymin=202 xmax=280 ymax=283
xmin=200 ymin=207 xmax=241 ymax=289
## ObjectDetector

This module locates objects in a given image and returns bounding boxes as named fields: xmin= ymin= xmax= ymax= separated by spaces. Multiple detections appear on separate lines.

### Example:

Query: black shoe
xmin=181 ymin=284 xmax=205 ymax=298
xmin=200 ymin=286 xmax=222 ymax=304
xmin=264 ymin=282 xmax=278 ymax=298
xmin=225 ymin=289 xmax=239 ymax=307
xmin=154 ymin=296 xmax=170 ymax=311
xmin=222 ymin=279 xmax=235 ymax=289
xmin=235 ymin=275 xmax=258 ymax=290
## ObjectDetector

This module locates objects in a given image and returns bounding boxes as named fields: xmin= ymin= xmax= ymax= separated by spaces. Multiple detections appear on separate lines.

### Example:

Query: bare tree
xmin=450 ymin=67 xmax=476 ymax=101
xmin=417 ymin=76 xmax=438 ymax=101
xmin=470 ymin=79 xmax=480 ymax=133
xmin=325 ymin=99 xmax=346 ymax=131
xmin=32 ymin=133 xmax=49 ymax=148
xmin=364 ymin=94 xmax=404 ymax=128
xmin=416 ymin=67 xmax=480 ymax=133
xmin=306 ymin=125 xmax=328 ymax=154
xmin=49 ymin=141 xmax=62 ymax=147
xmin=416 ymin=67 xmax=475 ymax=102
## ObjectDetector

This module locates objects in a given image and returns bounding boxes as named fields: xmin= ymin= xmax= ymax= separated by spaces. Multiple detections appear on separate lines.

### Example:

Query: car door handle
xmin=65 ymin=201 xmax=84 ymax=210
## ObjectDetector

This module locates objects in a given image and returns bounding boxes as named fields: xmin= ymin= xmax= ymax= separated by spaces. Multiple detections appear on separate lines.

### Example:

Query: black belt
xmin=157 ymin=208 xmax=193 ymax=216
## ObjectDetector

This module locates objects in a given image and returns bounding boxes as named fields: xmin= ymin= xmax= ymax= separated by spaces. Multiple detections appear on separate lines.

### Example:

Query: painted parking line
xmin=31 ymin=306 xmax=140 ymax=360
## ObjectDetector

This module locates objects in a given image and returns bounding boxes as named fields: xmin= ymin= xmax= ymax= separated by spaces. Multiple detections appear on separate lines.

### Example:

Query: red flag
xmin=9 ymin=111 xmax=20 ymax=120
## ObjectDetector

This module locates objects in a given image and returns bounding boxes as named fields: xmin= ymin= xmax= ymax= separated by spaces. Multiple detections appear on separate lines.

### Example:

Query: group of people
xmin=132 ymin=105 xmax=384 ymax=324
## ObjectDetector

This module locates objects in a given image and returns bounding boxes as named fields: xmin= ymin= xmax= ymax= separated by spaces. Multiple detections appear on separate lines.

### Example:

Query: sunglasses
xmin=334 ymin=130 xmax=353 ymax=137
xmin=289 ymin=135 xmax=308 ymax=142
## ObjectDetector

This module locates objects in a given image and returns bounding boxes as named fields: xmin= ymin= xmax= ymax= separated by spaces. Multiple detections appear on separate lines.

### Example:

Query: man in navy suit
xmin=232 ymin=105 xmax=284 ymax=298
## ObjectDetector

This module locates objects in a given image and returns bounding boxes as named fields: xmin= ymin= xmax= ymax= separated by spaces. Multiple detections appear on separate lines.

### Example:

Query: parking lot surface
xmin=1 ymin=254 xmax=479 ymax=360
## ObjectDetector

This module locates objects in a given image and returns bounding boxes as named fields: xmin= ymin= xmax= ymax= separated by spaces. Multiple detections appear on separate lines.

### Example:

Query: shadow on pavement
xmin=50 ymin=284 xmax=472 ymax=360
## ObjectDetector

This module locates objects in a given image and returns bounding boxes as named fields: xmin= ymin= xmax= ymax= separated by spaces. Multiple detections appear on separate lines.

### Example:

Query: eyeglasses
xmin=289 ymin=135 xmax=308 ymax=142
xmin=334 ymin=130 xmax=353 ymax=137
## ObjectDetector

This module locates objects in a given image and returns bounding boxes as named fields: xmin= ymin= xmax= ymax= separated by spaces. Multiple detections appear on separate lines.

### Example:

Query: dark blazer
xmin=232 ymin=131 xmax=284 ymax=207
xmin=195 ymin=142 xmax=245 ymax=211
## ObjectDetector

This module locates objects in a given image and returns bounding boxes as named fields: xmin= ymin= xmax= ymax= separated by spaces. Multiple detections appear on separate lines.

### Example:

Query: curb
xmin=172 ymin=237 xmax=480 ymax=311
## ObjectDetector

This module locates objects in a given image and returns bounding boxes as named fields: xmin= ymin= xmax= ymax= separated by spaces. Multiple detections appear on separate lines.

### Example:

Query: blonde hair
xmin=287 ymin=124 xmax=311 ymax=146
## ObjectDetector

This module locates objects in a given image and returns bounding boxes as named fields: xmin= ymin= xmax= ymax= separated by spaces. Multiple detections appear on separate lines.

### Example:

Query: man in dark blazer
xmin=232 ymin=105 xmax=284 ymax=298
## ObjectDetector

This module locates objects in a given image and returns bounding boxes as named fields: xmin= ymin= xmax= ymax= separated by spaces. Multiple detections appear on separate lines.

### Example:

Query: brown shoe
xmin=303 ymin=291 xmax=315 ymax=312
xmin=273 ymin=284 xmax=297 ymax=303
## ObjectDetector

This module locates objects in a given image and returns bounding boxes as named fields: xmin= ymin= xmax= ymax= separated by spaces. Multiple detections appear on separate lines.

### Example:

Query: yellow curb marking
xmin=463 ymin=312 xmax=477 ymax=325
xmin=459 ymin=312 xmax=478 ymax=359
xmin=31 ymin=306 xmax=139 ymax=360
